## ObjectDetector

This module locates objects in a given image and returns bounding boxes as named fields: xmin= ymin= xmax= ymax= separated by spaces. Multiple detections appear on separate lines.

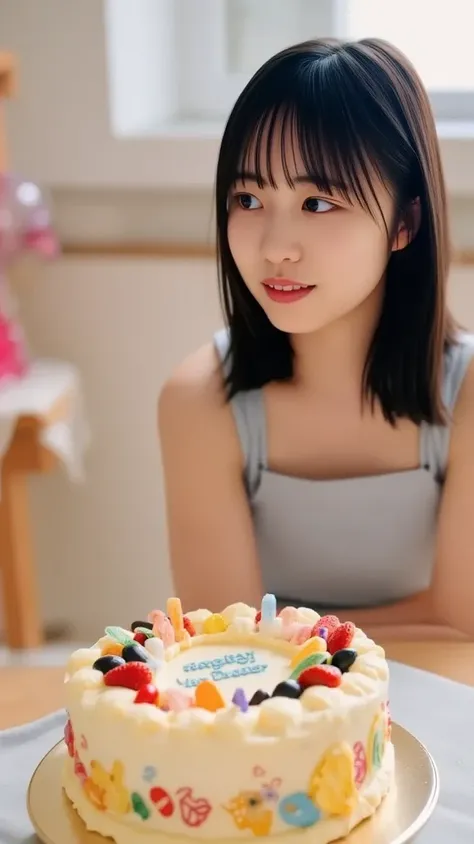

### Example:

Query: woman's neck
xmin=291 ymin=283 xmax=384 ymax=395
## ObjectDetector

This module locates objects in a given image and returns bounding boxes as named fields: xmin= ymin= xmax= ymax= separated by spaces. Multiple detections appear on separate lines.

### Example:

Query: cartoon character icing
xmin=224 ymin=790 xmax=274 ymax=837
xmin=83 ymin=760 xmax=131 ymax=814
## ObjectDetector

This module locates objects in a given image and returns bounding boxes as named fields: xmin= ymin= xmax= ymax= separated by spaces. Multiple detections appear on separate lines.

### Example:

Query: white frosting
xmin=63 ymin=603 xmax=393 ymax=841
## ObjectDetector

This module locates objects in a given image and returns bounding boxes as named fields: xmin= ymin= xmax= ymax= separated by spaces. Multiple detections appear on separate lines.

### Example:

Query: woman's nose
xmin=261 ymin=224 xmax=302 ymax=265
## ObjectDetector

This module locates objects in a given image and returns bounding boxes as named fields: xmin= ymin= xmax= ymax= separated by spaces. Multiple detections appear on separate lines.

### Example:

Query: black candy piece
xmin=131 ymin=620 xmax=153 ymax=632
xmin=249 ymin=689 xmax=270 ymax=706
xmin=272 ymin=680 xmax=302 ymax=699
xmin=93 ymin=655 xmax=125 ymax=674
xmin=331 ymin=648 xmax=357 ymax=673
xmin=122 ymin=643 xmax=150 ymax=663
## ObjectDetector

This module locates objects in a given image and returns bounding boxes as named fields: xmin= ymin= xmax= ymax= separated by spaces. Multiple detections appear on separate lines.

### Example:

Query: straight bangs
xmin=224 ymin=90 xmax=401 ymax=231
xmin=215 ymin=39 xmax=456 ymax=425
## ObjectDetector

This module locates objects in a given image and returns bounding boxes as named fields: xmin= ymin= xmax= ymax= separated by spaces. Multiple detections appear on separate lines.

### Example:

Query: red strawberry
xmin=134 ymin=683 xmax=159 ymax=705
xmin=299 ymin=664 xmax=342 ymax=688
xmin=104 ymin=661 xmax=152 ymax=691
xmin=317 ymin=615 xmax=340 ymax=634
xmin=327 ymin=621 xmax=355 ymax=654
xmin=133 ymin=631 xmax=147 ymax=646
xmin=183 ymin=616 xmax=196 ymax=636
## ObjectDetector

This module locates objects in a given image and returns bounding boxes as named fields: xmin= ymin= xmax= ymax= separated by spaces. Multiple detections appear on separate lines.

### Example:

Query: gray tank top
xmin=214 ymin=328 xmax=474 ymax=609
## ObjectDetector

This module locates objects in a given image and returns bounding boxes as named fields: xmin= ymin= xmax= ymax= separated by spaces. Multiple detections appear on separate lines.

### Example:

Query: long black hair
xmin=215 ymin=38 xmax=456 ymax=425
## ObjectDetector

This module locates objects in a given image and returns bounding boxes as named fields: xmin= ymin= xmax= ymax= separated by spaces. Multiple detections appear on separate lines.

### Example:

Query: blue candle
xmin=260 ymin=593 xmax=277 ymax=624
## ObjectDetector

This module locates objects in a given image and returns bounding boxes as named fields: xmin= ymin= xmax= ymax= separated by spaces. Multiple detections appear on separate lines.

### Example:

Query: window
xmin=105 ymin=0 xmax=474 ymax=132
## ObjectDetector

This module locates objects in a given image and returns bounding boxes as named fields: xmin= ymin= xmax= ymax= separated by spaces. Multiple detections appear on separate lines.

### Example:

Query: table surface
xmin=1 ymin=641 xmax=473 ymax=730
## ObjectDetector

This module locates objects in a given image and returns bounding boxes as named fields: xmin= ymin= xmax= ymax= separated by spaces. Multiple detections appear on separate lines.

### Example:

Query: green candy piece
xmin=105 ymin=626 xmax=134 ymax=646
xmin=290 ymin=651 xmax=328 ymax=680
xmin=134 ymin=627 xmax=155 ymax=639
xmin=131 ymin=792 xmax=150 ymax=820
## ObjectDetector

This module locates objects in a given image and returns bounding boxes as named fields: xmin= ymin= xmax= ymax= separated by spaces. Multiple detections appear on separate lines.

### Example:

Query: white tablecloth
xmin=0 ymin=358 xmax=89 ymax=488
xmin=0 ymin=661 xmax=473 ymax=844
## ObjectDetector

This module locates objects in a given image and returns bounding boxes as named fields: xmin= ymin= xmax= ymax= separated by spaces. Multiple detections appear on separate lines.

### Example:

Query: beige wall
xmin=4 ymin=256 xmax=223 ymax=641
xmin=0 ymin=257 xmax=472 ymax=642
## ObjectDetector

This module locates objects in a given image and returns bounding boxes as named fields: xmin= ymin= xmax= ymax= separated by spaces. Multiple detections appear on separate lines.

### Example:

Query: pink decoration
xmin=0 ymin=172 xmax=59 ymax=385
xmin=165 ymin=689 xmax=193 ymax=712
xmin=353 ymin=741 xmax=367 ymax=787
xmin=0 ymin=313 xmax=27 ymax=381
xmin=290 ymin=624 xmax=313 ymax=645
xmin=0 ymin=173 xmax=59 ymax=263
xmin=177 ymin=787 xmax=212 ymax=828
xmin=278 ymin=606 xmax=299 ymax=626
xmin=149 ymin=610 xmax=175 ymax=647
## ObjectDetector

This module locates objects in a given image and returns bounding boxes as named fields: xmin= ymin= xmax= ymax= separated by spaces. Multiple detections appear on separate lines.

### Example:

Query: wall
xmin=6 ymin=256 xmax=223 ymax=641
xmin=1 ymin=257 xmax=472 ymax=641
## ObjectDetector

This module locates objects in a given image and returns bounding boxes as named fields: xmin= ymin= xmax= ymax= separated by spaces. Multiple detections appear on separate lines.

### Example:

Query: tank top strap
xmin=420 ymin=332 xmax=474 ymax=481
xmin=213 ymin=328 xmax=267 ymax=495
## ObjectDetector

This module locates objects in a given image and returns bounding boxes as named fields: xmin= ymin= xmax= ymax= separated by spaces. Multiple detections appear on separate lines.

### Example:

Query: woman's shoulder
xmin=159 ymin=339 xmax=226 ymax=419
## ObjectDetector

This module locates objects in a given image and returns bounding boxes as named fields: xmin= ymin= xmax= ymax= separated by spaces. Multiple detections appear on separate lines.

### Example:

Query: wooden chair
xmin=0 ymin=53 xmax=82 ymax=650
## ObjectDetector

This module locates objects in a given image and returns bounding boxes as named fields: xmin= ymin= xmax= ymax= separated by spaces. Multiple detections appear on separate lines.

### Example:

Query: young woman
xmin=158 ymin=38 xmax=474 ymax=641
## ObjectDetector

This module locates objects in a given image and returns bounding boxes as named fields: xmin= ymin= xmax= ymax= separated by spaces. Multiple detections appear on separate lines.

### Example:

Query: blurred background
xmin=0 ymin=0 xmax=474 ymax=652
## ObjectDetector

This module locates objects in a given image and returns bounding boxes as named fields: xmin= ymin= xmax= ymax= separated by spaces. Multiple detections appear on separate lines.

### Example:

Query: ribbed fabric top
xmin=214 ymin=329 xmax=474 ymax=607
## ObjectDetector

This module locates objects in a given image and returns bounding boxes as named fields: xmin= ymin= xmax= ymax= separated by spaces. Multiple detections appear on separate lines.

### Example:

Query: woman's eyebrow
xmin=232 ymin=170 xmax=346 ymax=192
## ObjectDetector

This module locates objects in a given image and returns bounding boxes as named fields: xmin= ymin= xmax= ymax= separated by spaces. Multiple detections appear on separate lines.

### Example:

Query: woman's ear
xmin=392 ymin=197 xmax=421 ymax=252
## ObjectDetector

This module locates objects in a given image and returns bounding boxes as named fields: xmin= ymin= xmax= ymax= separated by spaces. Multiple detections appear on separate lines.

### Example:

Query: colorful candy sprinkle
xmin=131 ymin=620 xmax=153 ymax=632
xmin=93 ymin=655 xmax=125 ymax=674
xmin=290 ymin=624 xmax=313 ymax=645
xmin=232 ymin=688 xmax=249 ymax=712
xmin=134 ymin=626 xmax=155 ymax=639
xmin=105 ymin=626 xmax=134 ymax=646
xmin=150 ymin=611 xmax=176 ymax=647
xmin=167 ymin=597 xmax=186 ymax=642
xmin=133 ymin=632 xmax=147 ymax=646
xmin=165 ymin=689 xmax=193 ymax=712
xmin=101 ymin=642 xmax=124 ymax=657
xmin=122 ymin=643 xmax=150 ymax=663
xmin=249 ymin=689 xmax=270 ymax=706
xmin=278 ymin=606 xmax=299 ymax=626
xmin=195 ymin=680 xmax=226 ymax=712
xmin=331 ymin=648 xmax=357 ymax=673
xmin=134 ymin=684 xmax=160 ymax=705
xmin=289 ymin=636 xmax=326 ymax=670
xmin=298 ymin=664 xmax=342 ymax=689
xmin=318 ymin=626 xmax=328 ymax=641
xmin=202 ymin=613 xmax=228 ymax=634
xmin=104 ymin=661 xmax=152 ymax=691
xmin=183 ymin=616 xmax=196 ymax=636
xmin=289 ymin=651 xmax=328 ymax=680
xmin=272 ymin=680 xmax=302 ymax=699
xmin=327 ymin=622 xmax=355 ymax=655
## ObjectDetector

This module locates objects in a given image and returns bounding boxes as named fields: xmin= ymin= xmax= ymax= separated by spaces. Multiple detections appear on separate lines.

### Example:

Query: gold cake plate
xmin=27 ymin=722 xmax=439 ymax=844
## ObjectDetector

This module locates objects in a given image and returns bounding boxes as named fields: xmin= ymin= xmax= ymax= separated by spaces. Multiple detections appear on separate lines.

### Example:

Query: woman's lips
xmin=262 ymin=277 xmax=316 ymax=304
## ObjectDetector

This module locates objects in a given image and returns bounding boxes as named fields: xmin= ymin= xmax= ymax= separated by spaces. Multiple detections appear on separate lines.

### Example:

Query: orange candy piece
xmin=194 ymin=680 xmax=226 ymax=712
xmin=101 ymin=642 xmax=123 ymax=657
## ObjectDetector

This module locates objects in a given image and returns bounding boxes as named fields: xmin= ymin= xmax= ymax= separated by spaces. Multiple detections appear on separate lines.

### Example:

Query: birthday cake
xmin=62 ymin=595 xmax=393 ymax=843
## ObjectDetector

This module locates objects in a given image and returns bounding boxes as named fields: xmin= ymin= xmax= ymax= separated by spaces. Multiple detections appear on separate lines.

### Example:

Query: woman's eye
xmin=303 ymin=197 xmax=335 ymax=213
xmin=235 ymin=193 xmax=262 ymax=210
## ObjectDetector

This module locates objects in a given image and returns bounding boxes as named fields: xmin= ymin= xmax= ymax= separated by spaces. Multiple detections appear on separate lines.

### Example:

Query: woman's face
xmin=227 ymin=134 xmax=409 ymax=336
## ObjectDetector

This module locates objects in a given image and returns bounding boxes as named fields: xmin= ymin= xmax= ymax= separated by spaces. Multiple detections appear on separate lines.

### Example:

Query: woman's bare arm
xmin=158 ymin=343 xmax=263 ymax=613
